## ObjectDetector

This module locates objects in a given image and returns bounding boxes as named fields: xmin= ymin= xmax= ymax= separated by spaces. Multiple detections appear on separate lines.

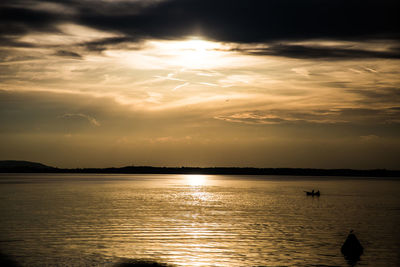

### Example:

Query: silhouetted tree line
xmin=0 ymin=161 xmax=399 ymax=177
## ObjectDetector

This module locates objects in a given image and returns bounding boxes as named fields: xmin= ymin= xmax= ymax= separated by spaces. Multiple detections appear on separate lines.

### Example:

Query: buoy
xmin=341 ymin=230 xmax=364 ymax=260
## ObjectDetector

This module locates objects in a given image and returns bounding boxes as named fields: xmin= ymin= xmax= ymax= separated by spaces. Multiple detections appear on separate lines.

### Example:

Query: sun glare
xmin=147 ymin=38 xmax=226 ymax=68
xmin=105 ymin=37 xmax=250 ymax=71
xmin=180 ymin=39 xmax=213 ymax=52
xmin=186 ymin=174 xmax=207 ymax=186
xmin=176 ymin=39 xmax=220 ymax=68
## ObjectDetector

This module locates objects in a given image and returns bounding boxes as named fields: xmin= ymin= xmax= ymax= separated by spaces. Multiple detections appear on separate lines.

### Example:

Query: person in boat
xmin=311 ymin=189 xmax=314 ymax=194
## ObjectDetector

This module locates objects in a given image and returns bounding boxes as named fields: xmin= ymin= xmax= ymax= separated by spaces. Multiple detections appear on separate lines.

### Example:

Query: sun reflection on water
xmin=185 ymin=175 xmax=207 ymax=186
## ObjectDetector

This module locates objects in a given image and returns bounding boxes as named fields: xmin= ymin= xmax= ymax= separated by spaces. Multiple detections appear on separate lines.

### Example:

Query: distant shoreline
xmin=0 ymin=160 xmax=399 ymax=177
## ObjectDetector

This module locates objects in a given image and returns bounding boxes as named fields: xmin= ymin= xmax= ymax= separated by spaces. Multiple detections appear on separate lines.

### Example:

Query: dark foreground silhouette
xmin=1 ymin=241 xmax=365 ymax=267
xmin=0 ymin=251 xmax=20 ymax=267
xmin=305 ymin=190 xmax=320 ymax=196
xmin=1 ymin=160 xmax=399 ymax=177
xmin=114 ymin=259 xmax=173 ymax=267
xmin=341 ymin=230 xmax=364 ymax=266
xmin=0 ymin=253 xmax=172 ymax=267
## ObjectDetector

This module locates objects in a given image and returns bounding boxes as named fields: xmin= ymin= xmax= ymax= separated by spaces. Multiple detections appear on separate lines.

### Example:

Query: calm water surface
xmin=0 ymin=174 xmax=399 ymax=266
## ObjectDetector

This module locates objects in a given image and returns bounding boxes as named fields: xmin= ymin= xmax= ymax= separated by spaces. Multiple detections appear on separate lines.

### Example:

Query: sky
xmin=0 ymin=0 xmax=399 ymax=169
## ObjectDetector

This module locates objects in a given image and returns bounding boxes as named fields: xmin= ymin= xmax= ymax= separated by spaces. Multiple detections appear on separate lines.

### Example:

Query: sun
xmin=175 ymin=39 xmax=219 ymax=68
xmin=108 ymin=37 xmax=236 ymax=70
xmin=180 ymin=39 xmax=212 ymax=53
xmin=185 ymin=174 xmax=207 ymax=186
xmin=147 ymin=37 xmax=224 ymax=69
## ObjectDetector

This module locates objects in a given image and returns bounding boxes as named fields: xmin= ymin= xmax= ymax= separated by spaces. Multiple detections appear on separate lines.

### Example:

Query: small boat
xmin=305 ymin=190 xmax=320 ymax=196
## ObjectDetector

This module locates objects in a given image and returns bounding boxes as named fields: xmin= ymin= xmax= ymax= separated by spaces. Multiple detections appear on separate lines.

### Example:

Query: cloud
xmin=360 ymin=134 xmax=380 ymax=142
xmin=172 ymin=82 xmax=189 ymax=91
xmin=0 ymin=90 xmax=111 ymax=134
xmin=60 ymin=113 xmax=100 ymax=126
xmin=215 ymin=112 xmax=289 ymax=125
xmin=76 ymin=0 xmax=400 ymax=42
xmin=0 ymin=4 xmax=66 ymax=36
xmin=82 ymin=36 xmax=142 ymax=52
xmin=55 ymin=50 xmax=82 ymax=58
xmin=347 ymin=88 xmax=400 ymax=104
xmin=215 ymin=107 xmax=400 ymax=125
xmin=215 ymin=110 xmax=347 ymax=125
xmin=1 ymin=0 xmax=399 ymax=60
xmin=230 ymin=44 xmax=400 ymax=60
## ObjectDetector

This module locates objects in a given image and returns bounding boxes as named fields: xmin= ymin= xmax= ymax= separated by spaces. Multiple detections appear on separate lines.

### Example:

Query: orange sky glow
xmin=1 ymin=0 xmax=399 ymax=169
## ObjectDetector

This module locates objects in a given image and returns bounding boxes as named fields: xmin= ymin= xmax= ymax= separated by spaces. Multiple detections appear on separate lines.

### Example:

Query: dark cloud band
xmin=230 ymin=44 xmax=400 ymax=59
xmin=1 ymin=0 xmax=399 ymax=58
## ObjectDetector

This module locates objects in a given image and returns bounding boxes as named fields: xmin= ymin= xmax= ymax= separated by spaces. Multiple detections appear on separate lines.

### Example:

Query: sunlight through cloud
xmin=145 ymin=37 xmax=234 ymax=69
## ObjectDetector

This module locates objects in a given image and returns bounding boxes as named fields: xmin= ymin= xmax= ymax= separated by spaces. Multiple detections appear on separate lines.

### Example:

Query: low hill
xmin=0 ymin=160 xmax=55 ymax=172
xmin=0 ymin=161 xmax=399 ymax=177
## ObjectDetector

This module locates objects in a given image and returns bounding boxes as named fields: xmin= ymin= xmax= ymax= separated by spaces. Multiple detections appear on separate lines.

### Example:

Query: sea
xmin=0 ymin=174 xmax=399 ymax=267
